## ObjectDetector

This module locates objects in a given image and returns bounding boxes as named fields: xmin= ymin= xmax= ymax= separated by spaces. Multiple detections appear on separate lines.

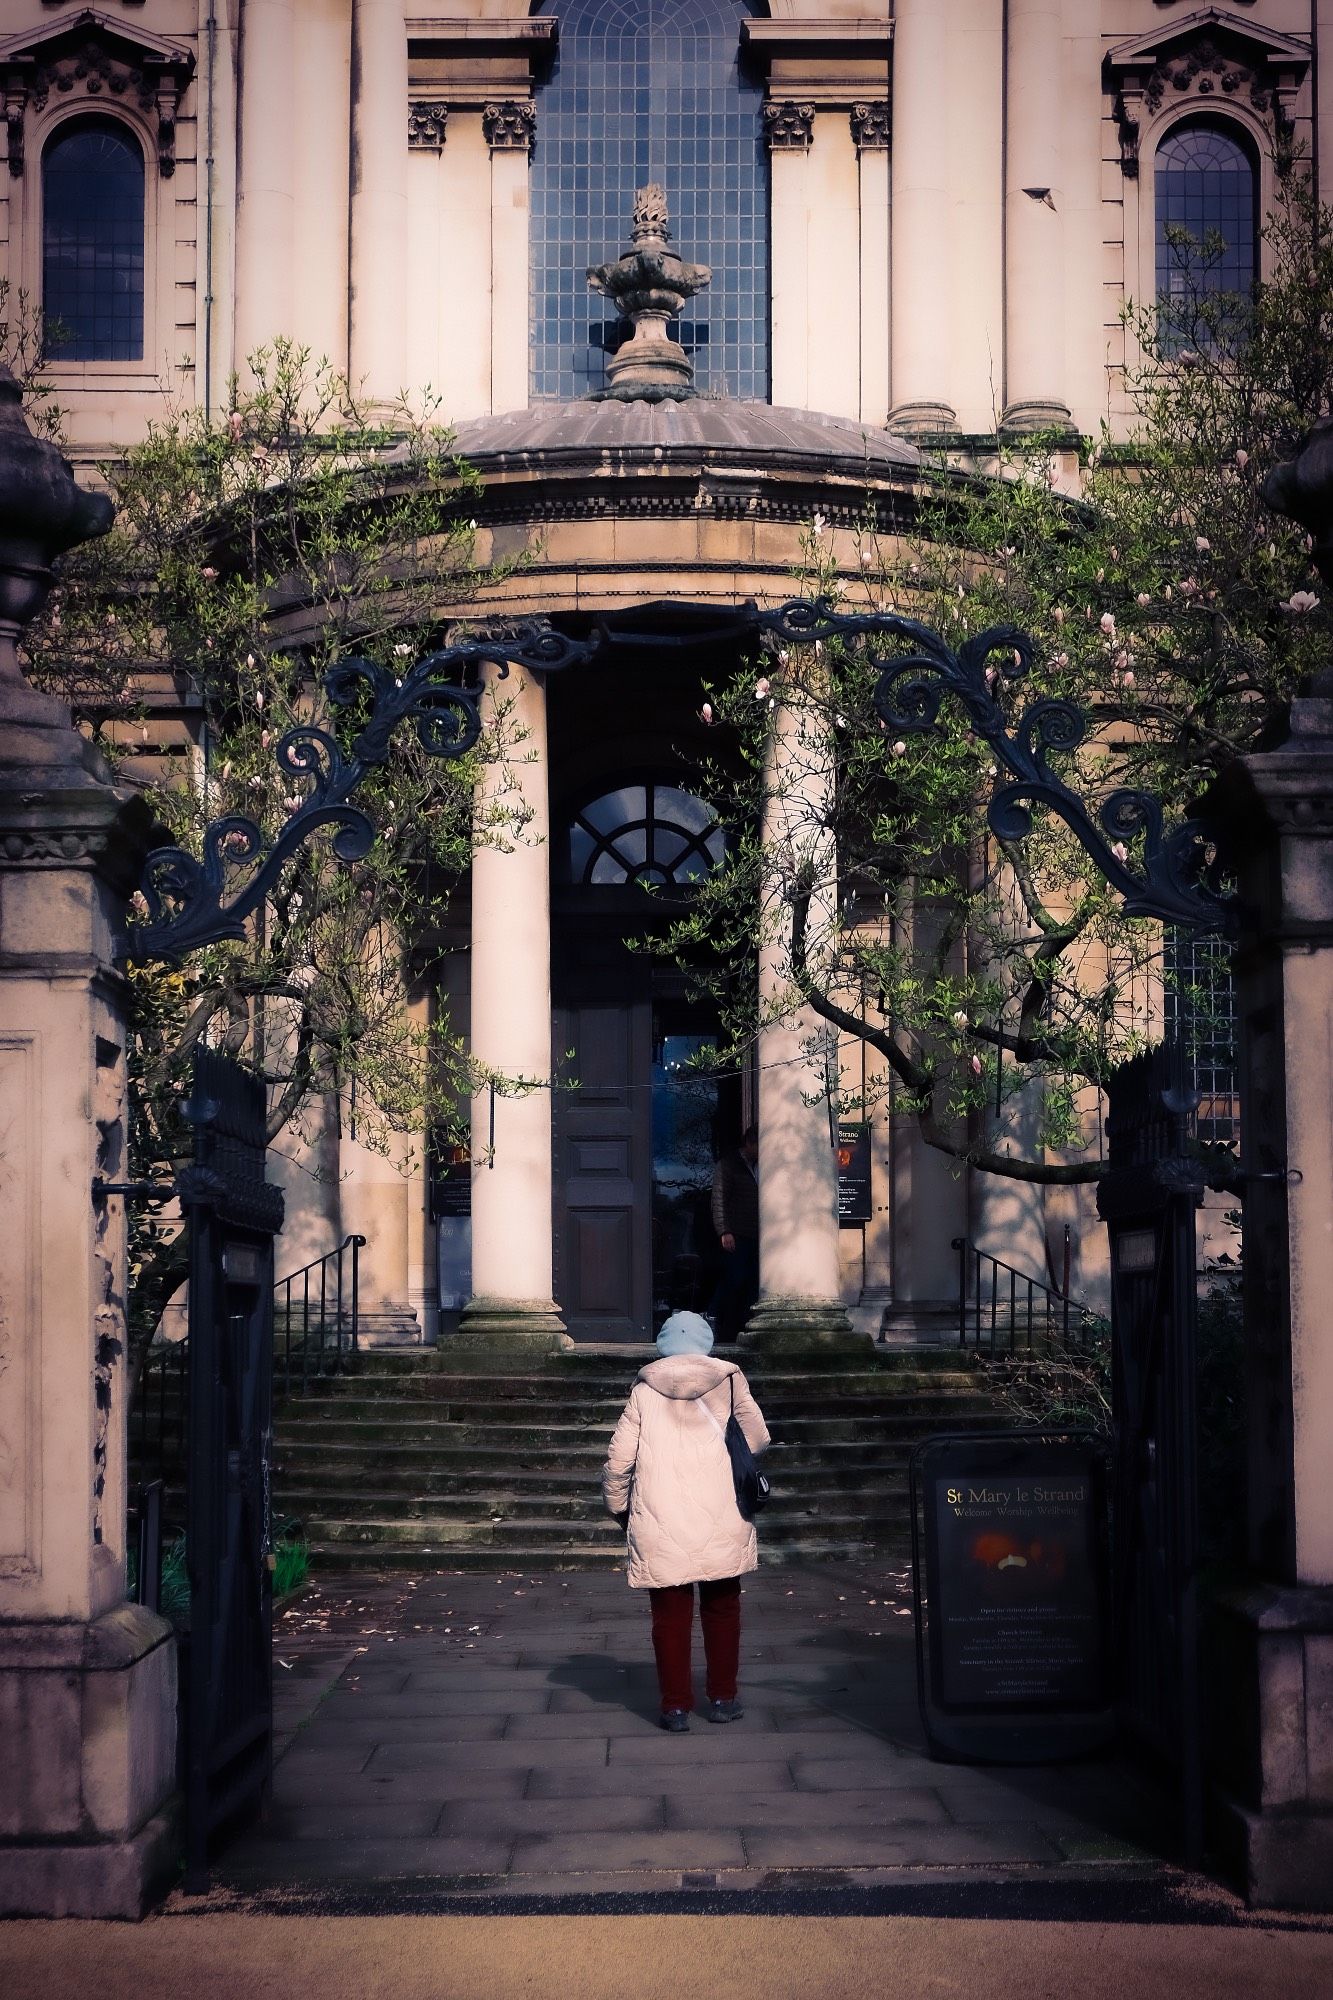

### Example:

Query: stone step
xmin=273 ymin=1364 xmax=981 ymax=1402
xmin=274 ymin=1488 xmax=908 ymax=1528
xmin=272 ymin=1385 xmax=986 ymax=1425
xmin=302 ymin=1535 xmax=908 ymax=1572
xmin=270 ymin=1453 xmax=917 ymax=1491
xmin=270 ymin=1409 xmax=996 ymax=1452
xmin=308 ymin=1509 xmax=898 ymax=1550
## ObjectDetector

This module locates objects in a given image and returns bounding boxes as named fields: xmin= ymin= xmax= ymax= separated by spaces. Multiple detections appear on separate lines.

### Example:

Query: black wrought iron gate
xmin=1097 ymin=1040 xmax=1203 ymax=1863
xmin=180 ymin=1049 xmax=285 ymax=1890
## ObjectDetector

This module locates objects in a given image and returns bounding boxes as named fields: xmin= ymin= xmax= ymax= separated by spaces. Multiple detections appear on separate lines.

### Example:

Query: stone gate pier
xmin=1205 ymin=420 xmax=1333 ymax=1909
xmin=0 ymin=370 xmax=177 ymax=1917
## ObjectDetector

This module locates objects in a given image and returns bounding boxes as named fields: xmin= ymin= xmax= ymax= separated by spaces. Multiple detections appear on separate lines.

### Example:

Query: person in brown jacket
xmin=602 ymin=1310 xmax=770 ymax=1731
xmin=710 ymin=1124 xmax=759 ymax=1341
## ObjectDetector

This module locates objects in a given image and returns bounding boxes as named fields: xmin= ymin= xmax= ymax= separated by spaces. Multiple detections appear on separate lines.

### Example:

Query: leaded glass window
xmin=1164 ymin=930 xmax=1238 ymax=1146
xmin=531 ymin=0 xmax=768 ymax=402
xmin=43 ymin=119 xmax=145 ymax=362
xmin=565 ymin=783 xmax=725 ymax=886
xmin=1155 ymin=121 xmax=1257 ymax=321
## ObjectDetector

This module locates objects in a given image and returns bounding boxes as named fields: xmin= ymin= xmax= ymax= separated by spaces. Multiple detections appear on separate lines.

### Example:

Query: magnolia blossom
xmin=1136 ymin=592 xmax=1151 ymax=608
xmin=221 ymin=760 xmax=233 ymax=780
xmin=1099 ymin=611 xmax=1116 ymax=637
xmin=861 ymin=550 xmax=874 ymax=567
xmin=1195 ymin=536 xmax=1211 ymax=554
xmin=1122 ymin=670 xmax=1135 ymax=689
xmin=952 ymin=1010 xmax=969 ymax=1029
xmin=1235 ymin=449 xmax=1249 ymax=471
xmin=227 ymin=411 xmax=243 ymax=441
xmin=284 ymin=795 xmax=302 ymax=813
xmin=970 ymin=1054 xmax=983 ymax=1075
xmin=700 ymin=702 xmax=714 ymax=724
xmin=1283 ymin=590 xmax=1321 ymax=614
xmin=1052 ymin=606 xmax=1066 ymax=627
xmin=130 ymin=890 xmax=150 ymax=918
xmin=1095 ymin=568 xmax=1105 ymax=584
xmin=811 ymin=512 xmax=827 ymax=535
xmin=1052 ymin=651 xmax=1069 ymax=670
xmin=891 ymin=739 xmax=907 ymax=757
xmin=255 ymin=690 xmax=265 ymax=709
xmin=201 ymin=565 xmax=218 ymax=581
xmin=753 ymin=677 xmax=771 ymax=699
xmin=1164 ymin=584 xmax=1174 ymax=600
xmin=260 ymin=730 xmax=271 ymax=748
xmin=1179 ymin=577 xmax=1200 ymax=598
xmin=393 ymin=642 xmax=412 ymax=657
xmin=1110 ymin=841 xmax=1129 ymax=864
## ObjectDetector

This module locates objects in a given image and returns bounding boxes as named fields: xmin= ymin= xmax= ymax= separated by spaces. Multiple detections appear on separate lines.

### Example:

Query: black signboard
xmin=429 ymin=1138 xmax=471 ymax=1220
xmin=910 ymin=1431 xmax=1113 ymax=1763
xmin=836 ymin=1121 xmax=872 ymax=1224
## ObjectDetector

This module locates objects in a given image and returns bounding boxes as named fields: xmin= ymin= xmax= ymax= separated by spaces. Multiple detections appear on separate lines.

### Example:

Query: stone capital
xmin=483 ymin=99 xmax=535 ymax=155
xmin=850 ymin=101 xmax=890 ymax=152
xmin=763 ymin=101 xmax=815 ymax=152
xmin=408 ymin=100 xmax=448 ymax=151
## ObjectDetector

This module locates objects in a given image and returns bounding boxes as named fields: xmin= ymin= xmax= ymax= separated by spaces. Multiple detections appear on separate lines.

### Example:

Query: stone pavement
xmin=193 ymin=1559 xmax=1174 ymax=1905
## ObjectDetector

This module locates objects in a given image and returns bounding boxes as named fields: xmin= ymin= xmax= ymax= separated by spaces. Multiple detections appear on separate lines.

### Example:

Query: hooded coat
xmin=601 ymin=1354 xmax=771 ymax=1589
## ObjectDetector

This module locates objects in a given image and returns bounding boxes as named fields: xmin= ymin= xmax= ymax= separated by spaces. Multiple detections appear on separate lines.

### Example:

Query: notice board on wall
xmin=910 ymin=1431 xmax=1113 ymax=1763
xmin=836 ymin=1121 xmax=871 ymax=1224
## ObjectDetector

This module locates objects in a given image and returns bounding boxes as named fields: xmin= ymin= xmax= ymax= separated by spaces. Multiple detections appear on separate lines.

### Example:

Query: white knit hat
xmin=655 ymin=1310 xmax=715 ymax=1357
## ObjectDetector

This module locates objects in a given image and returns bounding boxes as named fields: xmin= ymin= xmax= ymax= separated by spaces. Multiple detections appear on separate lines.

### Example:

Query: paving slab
xmin=209 ymin=1561 xmax=1178 ymax=1901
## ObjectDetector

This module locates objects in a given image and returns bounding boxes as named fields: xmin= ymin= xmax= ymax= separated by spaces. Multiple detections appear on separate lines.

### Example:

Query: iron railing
xmin=953 ymin=1233 xmax=1096 ymax=1356
xmin=130 ymin=1230 xmax=365 ymax=1503
xmin=274 ymin=1232 xmax=365 ymax=1397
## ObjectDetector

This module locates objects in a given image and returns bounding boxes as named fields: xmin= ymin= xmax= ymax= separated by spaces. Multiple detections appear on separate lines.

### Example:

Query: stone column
xmin=1202 ymin=425 xmax=1333 ymax=1908
xmin=291 ymin=0 xmax=352 ymax=377
xmin=234 ymin=0 xmax=296 ymax=361
xmin=888 ymin=0 xmax=956 ymax=435
xmin=349 ymin=0 xmax=409 ymax=403
xmin=0 ymin=370 xmax=177 ymax=1917
xmin=744 ymin=696 xmax=862 ymax=1351
xmin=1003 ymin=0 xmax=1072 ymax=432
xmin=766 ymin=103 xmax=814 ymax=410
xmin=458 ymin=667 xmax=569 ymax=1350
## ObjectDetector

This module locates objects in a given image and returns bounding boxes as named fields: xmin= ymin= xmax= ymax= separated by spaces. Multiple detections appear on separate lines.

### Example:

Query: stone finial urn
xmin=586 ymin=184 xmax=711 ymax=401
xmin=0 ymin=363 xmax=115 ymax=774
xmin=1264 ymin=417 xmax=1333 ymax=594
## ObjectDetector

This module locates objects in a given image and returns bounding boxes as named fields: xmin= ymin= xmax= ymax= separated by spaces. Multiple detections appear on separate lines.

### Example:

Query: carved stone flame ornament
xmin=586 ymin=186 xmax=712 ymax=403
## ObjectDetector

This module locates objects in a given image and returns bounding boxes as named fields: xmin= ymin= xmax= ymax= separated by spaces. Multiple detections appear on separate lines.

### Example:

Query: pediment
xmin=0 ymin=9 xmax=195 ymax=178
xmin=1106 ymin=9 xmax=1310 ymax=80
xmin=0 ymin=9 xmax=194 ymax=78
xmin=1105 ymin=8 xmax=1309 ymax=181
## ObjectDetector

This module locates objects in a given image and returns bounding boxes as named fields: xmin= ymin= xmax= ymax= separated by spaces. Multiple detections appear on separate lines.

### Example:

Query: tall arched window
xmin=532 ymin=0 xmax=768 ymax=402
xmin=1155 ymin=120 xmax=1257 ymax=317
xmin=43 ymin=119 xmax=145 ymax=362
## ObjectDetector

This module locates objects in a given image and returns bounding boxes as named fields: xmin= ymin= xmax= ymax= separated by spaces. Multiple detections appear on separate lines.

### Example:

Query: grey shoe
xmin=706 ymin=1697 xmax=744 ymax=1724
xmin=658 ymin=1708 xmax=690 ymax=1732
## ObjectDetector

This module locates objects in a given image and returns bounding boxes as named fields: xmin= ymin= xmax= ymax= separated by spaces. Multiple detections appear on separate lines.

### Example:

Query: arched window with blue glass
xmin=42 ymin=118 xmax=145 ymax=362
xmin=564 ymin=782 xmax=726 ymax=887
xmin=532 ymin=0 xmax=769 ymax=402
xmin=1154 ymin=119 xmax=1257 ymax=336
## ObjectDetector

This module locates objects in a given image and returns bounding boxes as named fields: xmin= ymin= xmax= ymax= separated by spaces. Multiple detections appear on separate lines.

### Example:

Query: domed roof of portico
xmin=451 ymin=396 xmax=921 ymax=486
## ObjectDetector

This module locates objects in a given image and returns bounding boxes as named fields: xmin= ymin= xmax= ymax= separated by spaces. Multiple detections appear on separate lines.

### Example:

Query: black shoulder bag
xmin=701 ymin=1374 xmax=770 ymax=1522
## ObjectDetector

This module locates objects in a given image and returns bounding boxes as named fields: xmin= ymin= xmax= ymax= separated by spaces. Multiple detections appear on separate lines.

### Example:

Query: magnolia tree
xmin=19 ymin=344 xmax=531 ymax=1374
xmin=664 ymin=181 xmax=1332 ymax=1189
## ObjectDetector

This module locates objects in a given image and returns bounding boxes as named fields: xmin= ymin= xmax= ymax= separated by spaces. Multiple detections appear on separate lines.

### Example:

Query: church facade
xmin=0 ymin=0 xmax=1325 ymax=1348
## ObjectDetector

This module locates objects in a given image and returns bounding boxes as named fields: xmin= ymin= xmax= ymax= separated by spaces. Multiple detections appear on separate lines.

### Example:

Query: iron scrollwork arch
xmin=756 ymin=598 xmax=1237 ymax=935
xmin=123 ymin=623 xmax=597 ymax=966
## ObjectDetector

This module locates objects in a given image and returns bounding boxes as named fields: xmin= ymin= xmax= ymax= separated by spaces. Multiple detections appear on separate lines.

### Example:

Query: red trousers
xmin=647 ymin=1577 xmax=742 ymax=1713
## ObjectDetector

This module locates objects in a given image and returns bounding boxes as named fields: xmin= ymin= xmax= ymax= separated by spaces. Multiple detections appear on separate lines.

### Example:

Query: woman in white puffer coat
xmin=602 ymin=1310 xmax=770 ymax=1731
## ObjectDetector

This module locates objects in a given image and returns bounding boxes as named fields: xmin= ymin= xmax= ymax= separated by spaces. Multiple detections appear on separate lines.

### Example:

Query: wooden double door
xmin=553 ymin=937 xmax=730 ymax=1342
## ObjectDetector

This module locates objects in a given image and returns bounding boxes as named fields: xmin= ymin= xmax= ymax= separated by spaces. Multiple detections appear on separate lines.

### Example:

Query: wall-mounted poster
xmin=911 ymin=1431 xmax=1113 ymax=1763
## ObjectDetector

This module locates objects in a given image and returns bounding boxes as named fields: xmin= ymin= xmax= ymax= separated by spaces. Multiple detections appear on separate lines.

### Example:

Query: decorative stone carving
xmin=850 ymin=102 xmax=890 ymax=153
xmin=0 ymin=14 xmax=194 ymax=177
xmin=1106 ymin=20 xmax=1309 ymax=181
xmin=408 ymin=100 xmax=448 ymax=151
xmin=763 ymin=101 xmax=815 ymax=152
xmin=586 ymin=186 xmax=711 ymax=403
xmin=482 ymin=99 xmax=535 ymax=155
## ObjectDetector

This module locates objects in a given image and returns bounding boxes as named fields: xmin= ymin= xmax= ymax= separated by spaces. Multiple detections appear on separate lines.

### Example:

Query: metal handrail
xmin=274 ymin=1233 xmax=366 ymax=1398
xmin=952 ymin=1234 xmax=1095 ymax=1357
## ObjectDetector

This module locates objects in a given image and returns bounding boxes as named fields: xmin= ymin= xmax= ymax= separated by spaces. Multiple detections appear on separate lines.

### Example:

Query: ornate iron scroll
xmin=122 ymin=623 xmax=596 ymax=966
xmin=756 ymin=598 xmax=1237 ymax=935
